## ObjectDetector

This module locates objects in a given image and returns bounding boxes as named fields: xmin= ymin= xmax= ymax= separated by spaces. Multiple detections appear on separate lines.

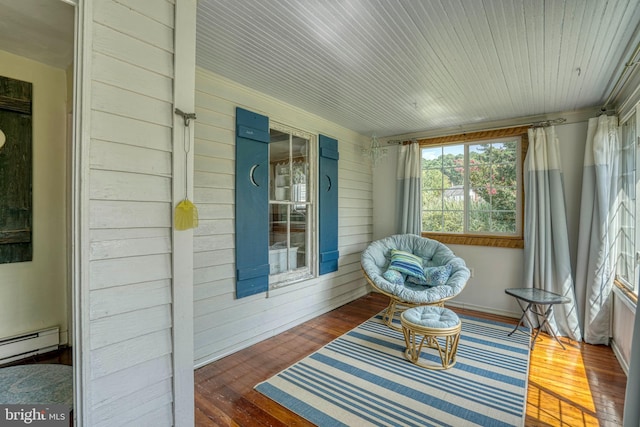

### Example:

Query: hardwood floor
xmin=195 ymin=292 xmax=627 ymax=426
xmin=0 ymin=346 xmax=72 ymax=368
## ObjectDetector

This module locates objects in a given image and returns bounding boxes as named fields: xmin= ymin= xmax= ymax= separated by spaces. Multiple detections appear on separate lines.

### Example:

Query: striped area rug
xmin=255 ymin=313 xmax=530 ymax=426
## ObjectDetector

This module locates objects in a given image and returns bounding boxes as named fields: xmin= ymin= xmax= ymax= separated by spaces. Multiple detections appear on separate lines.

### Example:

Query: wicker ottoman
xmin=400 ymin=305 xmax=461 ymax=370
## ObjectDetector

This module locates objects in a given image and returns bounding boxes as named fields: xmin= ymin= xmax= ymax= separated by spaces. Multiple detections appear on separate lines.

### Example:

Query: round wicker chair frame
xmin=360 ymin=234 xmax=470 ymax=331
xmin=362 ymin=267 xmax=453 ymax=331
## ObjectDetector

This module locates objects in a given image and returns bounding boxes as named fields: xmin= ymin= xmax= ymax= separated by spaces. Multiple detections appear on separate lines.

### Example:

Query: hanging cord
xmin=175 ymin=108 xmax=196 ymax=199
xmin=183 ymin=121 xmax=190 ymax=198
xmin=174 ymin=108 xmax=198 ymax=230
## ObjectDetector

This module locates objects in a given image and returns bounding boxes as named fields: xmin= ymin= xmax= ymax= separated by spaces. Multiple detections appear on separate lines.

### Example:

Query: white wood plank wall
xmin=87 ymin=1 xmax=175 ymax=425
xmin=193 ymin=69 xmax=374 ymax=367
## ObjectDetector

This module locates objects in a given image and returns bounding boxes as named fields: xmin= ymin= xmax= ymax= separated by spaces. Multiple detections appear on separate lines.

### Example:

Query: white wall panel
xmin=91 ymin=329 xmax=172 ymax=379
xmin=92 ymin=378 xmax=173 ymax=427
xmin=90 ymin=355 xmax=172 ymax=407
xmin=89 ymin=280 xmax=171 ymax=320
xmin=91 ymin=110 xmax=172 ymax=151
xmin=84 ymin=1 xmax=176 ymax=424
xmin=92 ymin=24 xmax=173 ymax=77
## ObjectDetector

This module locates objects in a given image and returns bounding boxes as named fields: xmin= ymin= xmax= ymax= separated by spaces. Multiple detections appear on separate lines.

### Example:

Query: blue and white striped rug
xmin=255 ymin=313 xmax=530 ymax=426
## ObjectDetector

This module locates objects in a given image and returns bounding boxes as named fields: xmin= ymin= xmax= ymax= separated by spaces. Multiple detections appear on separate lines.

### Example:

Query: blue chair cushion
xmin=382 ymin=269 xmax=405 ymax=286
xmin=402 ymin=306 xmax=460 ymax=329
xmin=361 ymin=234 xmax=470 ymax=304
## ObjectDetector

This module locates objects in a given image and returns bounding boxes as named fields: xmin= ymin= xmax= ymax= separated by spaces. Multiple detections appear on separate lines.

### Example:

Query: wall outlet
xmin=470 ymin=268 xmax=475 ymax=278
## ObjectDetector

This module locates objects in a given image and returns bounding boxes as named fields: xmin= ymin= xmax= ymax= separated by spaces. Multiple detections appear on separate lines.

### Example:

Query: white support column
xmin=72 ymin=0 xmax=92 ymax=425
xmin=172 ymin=0 xmax=197 ymax=425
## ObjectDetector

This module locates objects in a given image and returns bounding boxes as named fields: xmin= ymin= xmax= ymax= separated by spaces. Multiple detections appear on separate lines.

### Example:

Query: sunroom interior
xmin=1 ymin=0 xmax=640 ymax=425
xmin=192 ymin=1 xmax=640 ymax=424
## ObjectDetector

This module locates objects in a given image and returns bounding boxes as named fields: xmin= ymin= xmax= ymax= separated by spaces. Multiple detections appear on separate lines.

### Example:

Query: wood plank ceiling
xmin=196 ymin=0 xmax=640 ymax=137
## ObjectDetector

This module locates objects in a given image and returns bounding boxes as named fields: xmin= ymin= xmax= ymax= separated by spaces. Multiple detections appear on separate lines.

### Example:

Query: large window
xmin=617 ymin=109 xmax=639 ymax=296
xmin=268 ymin=123 xmax=315 ymax=287
xmin=420 ymin=130 xmax=525 ymax=247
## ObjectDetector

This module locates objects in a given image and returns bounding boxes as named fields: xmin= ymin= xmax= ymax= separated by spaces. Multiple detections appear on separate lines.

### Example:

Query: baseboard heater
xmin=0 ymin=326 xmax=60 ymax=365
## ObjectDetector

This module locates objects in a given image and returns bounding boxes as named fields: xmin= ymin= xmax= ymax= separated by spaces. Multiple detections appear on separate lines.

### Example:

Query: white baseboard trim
xmin=611 ymin=339 xmax=630 ymax=376
xmin=445 ymin=300 xmax=520 ymax=319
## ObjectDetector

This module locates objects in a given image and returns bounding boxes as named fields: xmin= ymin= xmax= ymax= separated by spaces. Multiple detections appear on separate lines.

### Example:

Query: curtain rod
xmin=386 ymin=118 xmax=567 ymax=145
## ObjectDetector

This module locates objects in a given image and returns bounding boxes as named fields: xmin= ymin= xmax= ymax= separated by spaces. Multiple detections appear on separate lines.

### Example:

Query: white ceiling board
xmin=0 ymin=0 xmax=74 ymax=70
xmin=196 ymin=0 xmax=640 ymax=137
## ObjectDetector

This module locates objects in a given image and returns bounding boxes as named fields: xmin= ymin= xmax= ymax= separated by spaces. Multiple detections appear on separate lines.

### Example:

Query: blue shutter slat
xmin=237 ymin=264 xmax=270 ymax=281
xmin=237 ymin=124 xmax=270 ymax=143
xmin=320 ymin=250 xmax=340 ymax=262
xmin=320 ymin=147 xmax=339 ymax=160
xmin=319 ymin=134 xmax=339 ymax=275
xmin=235 ymin=107 xmax=270 ymax=298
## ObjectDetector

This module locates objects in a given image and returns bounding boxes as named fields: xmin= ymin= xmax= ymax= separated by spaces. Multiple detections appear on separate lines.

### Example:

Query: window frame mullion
xmin=463 ymin=144 xmax=470 ymax=234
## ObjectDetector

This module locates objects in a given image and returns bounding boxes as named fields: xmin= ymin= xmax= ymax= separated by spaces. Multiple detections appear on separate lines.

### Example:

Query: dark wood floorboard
xmin=195 ymin=292 xmax=628 ymax=426
xmin=0 ymin=346 xmax=72 ymax=368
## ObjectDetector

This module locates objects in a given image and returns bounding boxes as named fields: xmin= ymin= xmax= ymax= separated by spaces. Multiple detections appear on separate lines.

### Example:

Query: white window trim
xmin=268 ymin=121 xmax=317 ymax=289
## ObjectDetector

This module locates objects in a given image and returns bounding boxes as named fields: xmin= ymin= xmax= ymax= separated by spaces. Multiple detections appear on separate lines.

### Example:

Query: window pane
xmin=496 ymin=140 xmax=517 ymax=163
xmin=492 ymin=211 xmax=516 ymax=233
xmin=469 ymin=144 xmax=490 ymax=165
xmin=423 ymin=190 xmax=443 ymax=210
xmin=290 ymin=205 xmax=307 ymax=269
xmin=468 ymin=163 xmax=491 ymax=189
xmin=443 ymin=211 xmax=463 ymax=232
xmin=271 ymin=129 xmax=290 ymax=201
xmin=492 ymin=163 xmax=516 ymax=186
xmin=422 ymin=169 xmax=445 ymax=190
xmin=494 ymin=187 xmax=517 ymax=211
xmin=269 ymin=204 xmax=288 ymax=274
xmin=423 ymin=211 xmax=443 ymax=231
xmin=422 ymin=146 xmax=443 ymax=168
xmin=469 ymin=210 xmax=490 ymax=232
xmin=291 ymin=136 xmax=309 ymax=203
xmin=269 ymin=204 xmax=308 ymax=274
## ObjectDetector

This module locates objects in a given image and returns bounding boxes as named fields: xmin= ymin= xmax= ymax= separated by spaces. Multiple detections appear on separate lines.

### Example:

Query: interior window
xmin=268 ymin=125 xmax=314 ymax=287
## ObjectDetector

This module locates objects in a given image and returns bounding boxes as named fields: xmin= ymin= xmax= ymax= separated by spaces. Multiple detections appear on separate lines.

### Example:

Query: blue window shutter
xmin=319 ymin=134 xmax=339 ymax=275
xmin=235 ymin=107 xmax=270 ymax=298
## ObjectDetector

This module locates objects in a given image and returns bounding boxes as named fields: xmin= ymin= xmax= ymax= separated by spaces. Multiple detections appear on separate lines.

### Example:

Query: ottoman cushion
xmin=402 ymin=306 xmax=460 ymax=329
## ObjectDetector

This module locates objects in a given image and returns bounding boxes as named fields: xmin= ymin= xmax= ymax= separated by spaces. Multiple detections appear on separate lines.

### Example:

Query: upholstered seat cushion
xmin=361 ymin=234 xmax=470 ymax=304
xmin=402 ymin=306 xmax=460 ymax=329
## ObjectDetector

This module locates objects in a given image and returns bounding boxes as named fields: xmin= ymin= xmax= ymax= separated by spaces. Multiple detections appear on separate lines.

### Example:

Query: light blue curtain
xmin=523 ymin=126 xmax=582 ymax=341
xmin=575 ymin=115 xmax=621 ymax=344
xmin=396 ymin=142 xmax=421 ymax=235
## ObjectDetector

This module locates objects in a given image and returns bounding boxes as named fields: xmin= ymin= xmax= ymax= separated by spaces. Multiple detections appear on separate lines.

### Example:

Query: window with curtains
xmin=617 ymin=109 xmax=639 ymax=296
xmin=420 ymin=129 xmax=526 ymax=248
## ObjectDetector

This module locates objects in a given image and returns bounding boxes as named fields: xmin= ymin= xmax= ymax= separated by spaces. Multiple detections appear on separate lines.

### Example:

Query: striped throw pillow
xmin=388 ymin=249 xmax=426 ymax=281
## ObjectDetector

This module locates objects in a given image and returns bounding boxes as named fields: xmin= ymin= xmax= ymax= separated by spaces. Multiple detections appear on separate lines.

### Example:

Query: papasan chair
xmin=361 ymin=234 xmax=471 ymax=330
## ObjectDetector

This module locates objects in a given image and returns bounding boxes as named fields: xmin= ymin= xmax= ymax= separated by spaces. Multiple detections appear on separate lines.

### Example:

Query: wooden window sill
xmin=613 ymin=279 xmax=638 ymax=308
xmin=422 ymin=232 xmax=524 ymax=249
